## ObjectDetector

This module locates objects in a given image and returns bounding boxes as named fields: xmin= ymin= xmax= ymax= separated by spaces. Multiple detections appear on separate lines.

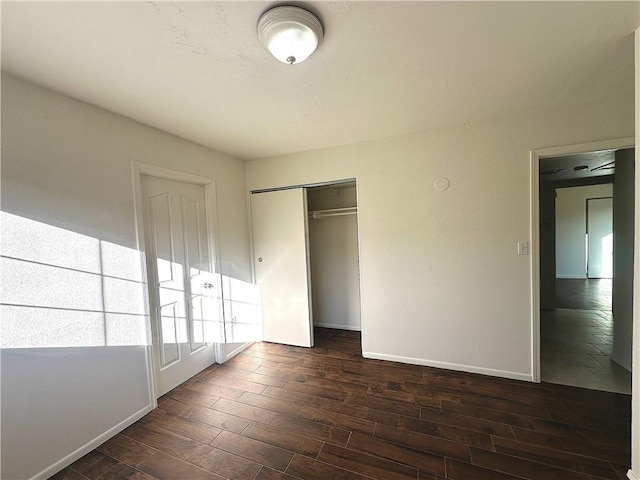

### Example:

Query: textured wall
xmin=1 ymin=73 xmax=251 ymax=479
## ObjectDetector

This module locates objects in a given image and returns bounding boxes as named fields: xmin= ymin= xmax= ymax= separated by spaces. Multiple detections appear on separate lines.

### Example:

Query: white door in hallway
xmin=587 ymin=197 xmax=613 ymax=279
xmin=251 ymin=188 xmax=314 ymax=347
xmin=140 ymin=175 xmax=221 ymax=396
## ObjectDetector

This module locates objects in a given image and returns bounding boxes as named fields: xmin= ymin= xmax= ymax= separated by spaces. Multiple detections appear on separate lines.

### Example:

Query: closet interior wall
xmin=307 ymin=183 xmax=361 ymax=331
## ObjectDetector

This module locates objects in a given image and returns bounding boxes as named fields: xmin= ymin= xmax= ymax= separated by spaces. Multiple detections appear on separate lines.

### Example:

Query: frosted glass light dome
xmin=258 ymin=6 xmax=324 ymax=65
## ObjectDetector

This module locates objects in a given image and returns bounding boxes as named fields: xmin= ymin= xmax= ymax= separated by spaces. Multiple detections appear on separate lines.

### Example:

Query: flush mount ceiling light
xmin=258 ymin=6 xmax=323 ymax=65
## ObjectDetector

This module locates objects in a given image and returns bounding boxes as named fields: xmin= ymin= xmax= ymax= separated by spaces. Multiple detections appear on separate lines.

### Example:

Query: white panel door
xmin=140 ymin=175 xmax=221 ymax=396
xmin=587 ymin=197 xmax=613 ymax=279
xmin=251 ymin=189 xmax=313 ymax=347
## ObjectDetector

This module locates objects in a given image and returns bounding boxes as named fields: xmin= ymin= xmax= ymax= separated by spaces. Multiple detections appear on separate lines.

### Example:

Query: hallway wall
xmin=612 ymin=148 xmax=635 ymax=371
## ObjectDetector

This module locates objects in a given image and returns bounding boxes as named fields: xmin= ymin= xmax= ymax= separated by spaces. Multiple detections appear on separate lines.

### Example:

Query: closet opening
xmin=306 ymin=182 xmax=362 ymax=355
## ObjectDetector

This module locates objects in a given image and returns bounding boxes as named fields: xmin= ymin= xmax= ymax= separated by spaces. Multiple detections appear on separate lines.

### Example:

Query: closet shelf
xmin=309 ymin=207 xmax=357 ymax=220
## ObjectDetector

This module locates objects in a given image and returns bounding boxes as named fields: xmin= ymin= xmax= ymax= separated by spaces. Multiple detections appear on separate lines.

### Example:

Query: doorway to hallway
xmin=535 ymin=142 xmax=634 ymax=393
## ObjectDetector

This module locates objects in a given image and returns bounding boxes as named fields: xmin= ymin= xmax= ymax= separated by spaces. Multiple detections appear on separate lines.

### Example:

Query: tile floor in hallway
xmin=540 ymin=279 xmax=631 ymax=394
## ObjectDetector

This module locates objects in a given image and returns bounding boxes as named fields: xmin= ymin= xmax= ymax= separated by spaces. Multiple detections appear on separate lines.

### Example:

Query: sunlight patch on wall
xmin=1 ymin=212 xmax=264 ymax=349
xmin=600 ymin=233 xmax=613 ymax=278
xmin=1 ymin=212 xmax=149 ymax=348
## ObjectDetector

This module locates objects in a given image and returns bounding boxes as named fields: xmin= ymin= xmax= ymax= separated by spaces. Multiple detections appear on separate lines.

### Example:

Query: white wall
xmin=308 ymin=216 xmax=361 ymax=330
xmin=247 ymin=91 xmax=634 ymax=381
xmin=0 ymin=73 xmax=251 ymax=479
xmin=612 ymin=149 xmax=635 ymax=373
xmin=555 ymin=184 xmax=613 ymax=279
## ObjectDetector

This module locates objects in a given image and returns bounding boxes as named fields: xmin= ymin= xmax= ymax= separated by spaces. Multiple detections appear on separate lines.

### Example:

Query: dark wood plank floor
xmin=52 ymin=328 xmax=631 ymax=480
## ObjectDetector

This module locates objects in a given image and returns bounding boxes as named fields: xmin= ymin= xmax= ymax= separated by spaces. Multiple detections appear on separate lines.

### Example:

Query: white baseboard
xmin=224 ymin=342 xmax=253 ymax=362
xmin=32 ymin=403 xmax=154 ymax=480
xmin=314 ymin=322 xmax=361 ymax=331
xmin=627 ymin=469 xmax=639 ymax=480
xmin=362 ymin=351 xmax=533 ymax=382
xmin=556 ymin=274 xmax=587 ymax=279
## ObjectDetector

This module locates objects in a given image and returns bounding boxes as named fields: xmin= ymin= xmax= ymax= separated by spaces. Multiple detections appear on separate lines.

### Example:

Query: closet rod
xmin=309 ymin=207 xmax=357 ymax=220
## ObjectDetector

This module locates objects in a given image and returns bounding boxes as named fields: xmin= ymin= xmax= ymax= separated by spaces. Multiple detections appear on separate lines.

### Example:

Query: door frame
xmin=132 ymin=161 xmax=223 ymax=403
xmin=529 ymin=137 xmax=634 ymax=382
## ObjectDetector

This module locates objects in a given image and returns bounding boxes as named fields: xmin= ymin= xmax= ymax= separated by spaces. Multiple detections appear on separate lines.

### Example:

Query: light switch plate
xmin=517 ymin=241 xmax=529 ymax=255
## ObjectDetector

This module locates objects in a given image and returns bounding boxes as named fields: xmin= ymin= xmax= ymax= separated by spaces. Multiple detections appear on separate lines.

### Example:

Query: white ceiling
xmin=1 ymin=1 xmax=638 ymax=160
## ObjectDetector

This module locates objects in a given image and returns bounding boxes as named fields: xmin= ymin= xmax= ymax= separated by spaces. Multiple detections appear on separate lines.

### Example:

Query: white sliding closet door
xmin=251 ymin=189 xmax=313 ymax=347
